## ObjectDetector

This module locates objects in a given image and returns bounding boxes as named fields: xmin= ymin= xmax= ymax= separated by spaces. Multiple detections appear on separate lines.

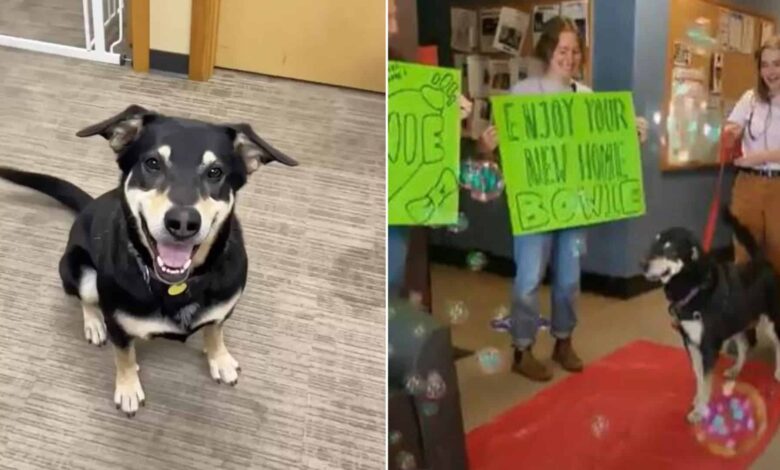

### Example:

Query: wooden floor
xmin=0 ymin=47 xmax=385 ymax=469
xmin=430 ymin=263 xmax=780 ymax=469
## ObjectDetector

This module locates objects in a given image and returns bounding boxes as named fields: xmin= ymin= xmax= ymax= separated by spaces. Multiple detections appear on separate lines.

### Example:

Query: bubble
xmin=448 ymin=212 xmax=469 ymax=233
xmin=421 ymin=401 xmax=439 ymax=417
xmin=389 ymin=430 xmax=403 ymax=446
xmin=591 ymin=415 xmax=609 ymax=439
xmin=446 ymin=300 xmax=469 ymax=325
xmin=405 ymin=374 xmax=426 ymax=396
xmin=466 ymin=251 xmax=488 ymax=271
xmin=396 ymin=451 xmax=417 ymax=470
xmin=413 ymin=323 xmax=427 ymax=338
xmin=572 ymin=236 xmax=587 ymax=257
xmin=425 ymin=371 xmax=447 ymax=400
xmin=389 ymin=306 xmax=397 ymax=318
xmin=476 ymin=347 xmax=503 ymax=374
xmin=490 ymin=306 xmax=511 ymax=332
xmin=459 ymin=160 xmax=505 ymax=203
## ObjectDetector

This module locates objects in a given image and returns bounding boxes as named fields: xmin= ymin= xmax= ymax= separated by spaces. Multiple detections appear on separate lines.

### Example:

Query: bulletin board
xmin=451 ymin=0 xmax=593 ymax=83
xmin=661 ymin=0 xmax=776 ymax=171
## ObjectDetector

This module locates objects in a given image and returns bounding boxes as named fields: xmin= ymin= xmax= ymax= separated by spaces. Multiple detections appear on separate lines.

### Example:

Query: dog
xmin=641 ymin=208 xmax=780 ymax=423
xmin=0 ymin=105 xmax=298 ymax=417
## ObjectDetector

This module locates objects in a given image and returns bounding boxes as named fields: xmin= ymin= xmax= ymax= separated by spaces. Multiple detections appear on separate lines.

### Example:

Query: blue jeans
xmin=510 ymin=228 xmax=584 ymax=349
xmin=388 ymin=226 xmax=409 ymax=298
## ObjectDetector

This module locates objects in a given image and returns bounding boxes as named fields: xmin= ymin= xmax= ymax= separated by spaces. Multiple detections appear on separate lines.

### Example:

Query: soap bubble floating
xmin=421 ymin=401 xmax=440 ymax=417
xmin=446 ymin=300 xmax=470 ymax=325
xmin=460 ymin=159 xmax=505 ymax=202
xmin=447 ymin=212 xmax=469 ymax=233
xmin=476 ymin=347 xmax=503 ymax=374
xmin=389 ymin=430 xmax=403 ymax=446
xmin=405 ymin=374 xmax=426 ymax=396
xmin=425 ymin=371 xmax=447 ymax=400
xmin=396 ymin=451 xmax=417 ymax=470
xmin=466 ymin=251 xmax=488 ymax=271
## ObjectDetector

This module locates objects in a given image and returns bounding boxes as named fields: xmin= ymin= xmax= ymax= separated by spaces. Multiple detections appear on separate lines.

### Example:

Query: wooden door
xmin=215 ymin=0 xmax=385 ymax=92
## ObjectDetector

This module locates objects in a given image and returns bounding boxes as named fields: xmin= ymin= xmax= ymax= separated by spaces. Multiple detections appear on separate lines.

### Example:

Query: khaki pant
xmin=730 ymin=172 xmax=780 ymax=271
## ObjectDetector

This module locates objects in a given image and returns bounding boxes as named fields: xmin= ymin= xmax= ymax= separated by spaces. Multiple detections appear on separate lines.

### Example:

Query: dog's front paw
xmin=114 ymin=373 xmax=145 ymax=417
xmin=207 ymin=352 xmax=241 ymax=386
xmin=687 ymin=403 xmax=710 ymax=424
xmin=83 ymin=312 xmax=107 ymax=347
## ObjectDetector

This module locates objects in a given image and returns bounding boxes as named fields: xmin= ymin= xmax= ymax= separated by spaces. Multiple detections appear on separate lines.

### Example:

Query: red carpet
xmin=466 ymin=341 xmax=780 ymax=469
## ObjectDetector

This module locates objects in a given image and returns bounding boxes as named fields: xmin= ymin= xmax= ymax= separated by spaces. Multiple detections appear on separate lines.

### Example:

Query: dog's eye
xmin=144 ymin=157 xmax=161 ymax=172
xmin=207 ymin=167 xmax=223 ymax=180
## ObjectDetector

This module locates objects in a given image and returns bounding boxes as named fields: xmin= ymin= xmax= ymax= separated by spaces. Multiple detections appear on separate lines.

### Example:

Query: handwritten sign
xmin=491 ymin=92 xmax=645 ymax=235
xmin=388 ymin=61 xmax=461 ymax=225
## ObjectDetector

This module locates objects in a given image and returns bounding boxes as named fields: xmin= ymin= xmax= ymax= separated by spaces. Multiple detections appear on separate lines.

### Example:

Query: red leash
xmin=701 ymin=134 xmax=741 ymax=253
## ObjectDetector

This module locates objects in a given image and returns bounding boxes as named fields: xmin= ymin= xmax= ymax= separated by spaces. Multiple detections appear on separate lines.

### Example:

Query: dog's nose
xmin=639 ymin=259 xmax=648 ymax=271
xmin=164 ymin=207 xmax=201 ymax=240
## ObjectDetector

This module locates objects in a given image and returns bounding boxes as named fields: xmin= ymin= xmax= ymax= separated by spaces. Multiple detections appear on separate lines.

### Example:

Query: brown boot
xmin=552 ymin=338 xmax=584 ymax=372
xmin=512 ymin=346 xmax=553 ymax=382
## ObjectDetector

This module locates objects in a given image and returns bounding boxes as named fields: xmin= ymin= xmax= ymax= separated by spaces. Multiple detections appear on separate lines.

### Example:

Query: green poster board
xmin=491 ymin=91 xmax=646 ymax=235
xmin=388 ymin=61 xmax=460 ymax=225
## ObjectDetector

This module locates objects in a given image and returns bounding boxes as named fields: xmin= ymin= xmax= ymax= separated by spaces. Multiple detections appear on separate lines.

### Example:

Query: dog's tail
xmin=721 ymin=206 xmax=761 ymax=259
xmin=0 ymin=167 xmax=93 ymax=213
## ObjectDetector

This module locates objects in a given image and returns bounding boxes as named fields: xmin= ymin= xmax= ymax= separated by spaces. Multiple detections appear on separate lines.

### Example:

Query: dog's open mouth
xmin=140 ymin=217 xmax=199 ymax=285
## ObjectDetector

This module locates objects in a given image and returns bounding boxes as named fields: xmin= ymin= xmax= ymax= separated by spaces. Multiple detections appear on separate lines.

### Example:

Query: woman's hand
xmin=477 ymin=126 xmax=499 ymax=156
xmin=459 ymin=95 xmax=473 ymax=121
xmin=635 ymin=116 xmax=648 ymax=143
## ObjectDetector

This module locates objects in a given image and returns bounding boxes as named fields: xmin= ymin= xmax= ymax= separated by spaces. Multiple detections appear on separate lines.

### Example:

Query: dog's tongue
xmin=156 ymin=243 xmax=193 ymax=268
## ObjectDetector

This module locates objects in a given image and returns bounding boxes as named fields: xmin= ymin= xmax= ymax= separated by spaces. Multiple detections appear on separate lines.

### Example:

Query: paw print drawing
xmin=388 ymin=71 xmax=459 ymax=220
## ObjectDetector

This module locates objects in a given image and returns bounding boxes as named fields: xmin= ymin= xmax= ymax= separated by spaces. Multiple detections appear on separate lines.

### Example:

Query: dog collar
xmin=669 ymin=286 xmax=701 ymax=318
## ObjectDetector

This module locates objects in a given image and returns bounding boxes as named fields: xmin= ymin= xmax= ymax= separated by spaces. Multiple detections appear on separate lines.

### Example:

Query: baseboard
xmin=429 ymin=244 xmax=735 ymax=300
xmin=149 ymin=49 xmax=189 ymax=75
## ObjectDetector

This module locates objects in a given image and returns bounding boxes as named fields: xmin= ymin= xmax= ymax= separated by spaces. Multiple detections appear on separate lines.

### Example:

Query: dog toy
xmin=692 ymin=380 xmax=767 ymax=457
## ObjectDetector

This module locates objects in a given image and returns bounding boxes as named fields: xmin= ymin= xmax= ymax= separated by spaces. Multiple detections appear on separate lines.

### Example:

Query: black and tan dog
xmin=0 ymin=105 xmax=297 ymax=416
xmin=641 ymin=208 xmax=780 ymax=423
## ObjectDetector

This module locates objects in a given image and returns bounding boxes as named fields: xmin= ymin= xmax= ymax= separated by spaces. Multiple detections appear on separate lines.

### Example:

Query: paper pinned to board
xmin=479 ymin=8 xmax=501 ymax=52
xmin=718 ymin=9 xmax=730 ymax=49
xmin=492 ymin=7 xmax=530 ymax=56
xmin=742 ymin=15 xmax=756 ymax=54
xmin=761 ymin=20 xmax=776 ymax=46
xmin=728 ymin=12 xmax=744 ymax=52
xmin=451 ymin=8 xmax=478 ymax=52
xmin=561 ymin=0 xmax=589 ymax=47
xmin=532 ymin=4 xmax=560 ymax=48
xmin=467 ymin=54 xmax=489 ymax=99
xmin=487 ymin=59 xmax=512 ymax=94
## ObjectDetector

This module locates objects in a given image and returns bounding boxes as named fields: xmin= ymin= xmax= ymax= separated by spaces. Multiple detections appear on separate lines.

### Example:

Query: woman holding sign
xmin=479 ymin=17 xmax=646 ymax=382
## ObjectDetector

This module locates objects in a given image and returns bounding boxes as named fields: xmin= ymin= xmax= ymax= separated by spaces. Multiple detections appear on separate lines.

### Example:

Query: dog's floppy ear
xmin=76 ymin=105 xmax=158 ymax=153
xmin=226 ymin=123 xmax=298 ymax=173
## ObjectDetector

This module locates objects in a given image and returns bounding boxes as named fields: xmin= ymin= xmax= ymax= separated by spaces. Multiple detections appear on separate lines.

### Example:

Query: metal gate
xmin=0 ymin=0 xmax=125 ymax=65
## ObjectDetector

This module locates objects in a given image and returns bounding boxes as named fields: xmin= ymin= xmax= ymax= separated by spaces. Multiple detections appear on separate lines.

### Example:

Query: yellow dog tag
xmin=168 ymin=283 xmax=188 ymax=296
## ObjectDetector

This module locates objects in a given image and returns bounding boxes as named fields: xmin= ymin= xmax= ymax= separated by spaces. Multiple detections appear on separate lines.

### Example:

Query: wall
xmin=149 ymin=0 xmax=191 ymax=54
xmin=390 ymin=0 xmax=420 ymax=61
